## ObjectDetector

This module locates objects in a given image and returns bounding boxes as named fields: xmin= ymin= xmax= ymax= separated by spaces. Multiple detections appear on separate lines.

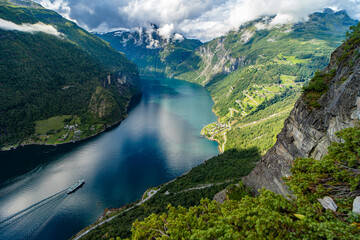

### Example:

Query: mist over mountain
xmin=95 ymin=24 xmax=202 ymax=76
xmin=36 ymin=0 xmax=360 ymax=41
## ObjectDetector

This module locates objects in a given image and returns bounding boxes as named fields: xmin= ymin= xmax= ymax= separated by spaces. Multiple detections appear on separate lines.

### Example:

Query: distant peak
xmin=149 ymin=23 xmax=159 ymax=30
xmin=323 ymin=8 xmax=335 ymax=14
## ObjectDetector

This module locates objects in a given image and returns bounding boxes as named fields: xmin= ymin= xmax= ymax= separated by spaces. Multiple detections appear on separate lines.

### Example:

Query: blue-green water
xmin=0 ymin=77 xmax=219 ymax=240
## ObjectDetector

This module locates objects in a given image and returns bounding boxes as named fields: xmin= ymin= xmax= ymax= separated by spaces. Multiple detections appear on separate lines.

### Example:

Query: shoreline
xmin=201 ymin=133 xmax=223 ymax=153
xmin=1 ymin=92 xmax=143 ymax=152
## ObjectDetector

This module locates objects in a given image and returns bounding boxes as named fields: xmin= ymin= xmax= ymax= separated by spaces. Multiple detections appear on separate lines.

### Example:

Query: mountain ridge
xmin=95 ymin=24 xmax=202 ymax=76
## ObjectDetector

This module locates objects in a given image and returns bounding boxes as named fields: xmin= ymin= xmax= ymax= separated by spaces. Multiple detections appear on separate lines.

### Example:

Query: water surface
xmin=0 ymin=77 xmax=219 ymax=240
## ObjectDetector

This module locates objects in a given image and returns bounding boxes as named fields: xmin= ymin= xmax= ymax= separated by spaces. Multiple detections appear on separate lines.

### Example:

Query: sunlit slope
xmin=179 ymin=9 xmax=357 ymax=153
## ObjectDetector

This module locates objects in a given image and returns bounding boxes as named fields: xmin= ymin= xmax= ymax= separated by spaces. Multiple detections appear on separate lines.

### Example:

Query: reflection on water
xmin=0 ymin=77 xmax=219 ymax=240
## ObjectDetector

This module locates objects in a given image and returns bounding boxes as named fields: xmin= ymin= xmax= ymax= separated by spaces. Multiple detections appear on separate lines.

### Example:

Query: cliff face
xmin=89 ymin=71 xmax=141 ymax=124
xmin=102 ymin=71 xmax=142 ymax=96
xmin=194 ymin=38 xmax=248 ymax=85
xmin=243 ymin=40 xmax=360 ymax=196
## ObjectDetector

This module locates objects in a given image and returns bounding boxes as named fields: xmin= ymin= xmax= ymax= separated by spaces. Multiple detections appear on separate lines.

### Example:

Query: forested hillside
xmin=178 ymin=9 xmax=357 ymax=155
xmin=129 ymin=129 xmax=360 ymax=239
xmin=0 ymin=0 xmax=141 ymax=149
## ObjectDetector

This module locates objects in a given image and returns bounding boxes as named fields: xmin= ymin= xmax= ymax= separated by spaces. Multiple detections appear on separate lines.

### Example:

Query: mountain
xmin=177 ymin=9 xmax=358 ymax=155
xmin=95 ymin=24 xmax=202 ymax=76
xmin=74 ymin=20 xmax=360 ymax=239
xmin=97 ymin=9 xmax=357 ymax=157
xmin=243 ymin=22 xmax=360 ymax=195
xmin=73 ymin=10 xmax=360 ymax=240
xmin=0 ymin=0 xmax=141 ymax=149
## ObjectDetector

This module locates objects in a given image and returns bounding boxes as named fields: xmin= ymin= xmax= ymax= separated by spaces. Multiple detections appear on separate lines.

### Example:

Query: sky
xmin=35 ymin=0 xmax=360 ymax=41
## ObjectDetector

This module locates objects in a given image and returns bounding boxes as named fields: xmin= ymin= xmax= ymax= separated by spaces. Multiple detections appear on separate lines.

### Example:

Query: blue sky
xmin=35 ymin=0 xmax=360 ymax=41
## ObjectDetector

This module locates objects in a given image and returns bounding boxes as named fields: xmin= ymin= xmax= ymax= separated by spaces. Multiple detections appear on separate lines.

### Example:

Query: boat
xmin=67 ymin=180 xmax=85 ymax=194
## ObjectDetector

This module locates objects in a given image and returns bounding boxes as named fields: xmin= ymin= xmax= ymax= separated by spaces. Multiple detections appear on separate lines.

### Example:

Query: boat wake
xmin=0 ymin=189 xmax=67 ymax=240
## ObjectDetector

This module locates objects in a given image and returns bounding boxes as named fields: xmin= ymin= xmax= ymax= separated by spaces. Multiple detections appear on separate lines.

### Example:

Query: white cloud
xmin=0 ymin=18 xmax=63 ymax=37
xmin=158 ymin=24 xmax=174 ymax=39
xmin=173 ymin=33 xmax=184 ymax=41
xmin=34 ymin=0 xmax=360 ymax=41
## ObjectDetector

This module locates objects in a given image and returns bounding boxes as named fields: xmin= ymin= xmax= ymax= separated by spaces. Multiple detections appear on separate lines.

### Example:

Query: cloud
xmin=158 ymin=24 xmax=175 ymax=39
xmin=0 ymin=18 xmax=63 ymax=37
xmin=35 ymin=0 xmax=360 ymax=41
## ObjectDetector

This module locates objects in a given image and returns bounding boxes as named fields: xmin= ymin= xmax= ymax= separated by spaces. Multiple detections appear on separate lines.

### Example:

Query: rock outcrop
xmin=243 ymin=40 xmax=360 ymax=196
xmin=318 ymin=196 xmax=338 ymax=212
xmin=102 ymin=71 xmax=142 ymax=96
xmin=353 ymin=196 xmax=360 ymax=214
xmin=89 ymin=71 xmax=141 ymax=123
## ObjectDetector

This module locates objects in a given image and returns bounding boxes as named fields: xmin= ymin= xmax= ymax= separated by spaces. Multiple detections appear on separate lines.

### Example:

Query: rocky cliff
xmin=89 ymin=71 xmax=141 ymax=123
xmin=194 ymin=37 xmax=248 ymax=85
xmin=243 ymin=33 xmax=360 ymax=196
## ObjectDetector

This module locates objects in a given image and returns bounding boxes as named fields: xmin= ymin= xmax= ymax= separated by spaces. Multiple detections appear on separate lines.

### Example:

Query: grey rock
xmin=353 ymin=196 xmax=360 ymax=214
xmin=243 ymin=43 xmax=360 ymax=196
xmin=318 ymin=196 xmax=337 ymax=212
xmin=213 ymin=189 xmax=227 ymax=204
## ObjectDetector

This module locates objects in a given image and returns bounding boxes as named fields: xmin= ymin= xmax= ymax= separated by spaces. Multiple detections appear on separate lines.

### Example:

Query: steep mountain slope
xmin=179 ymin=9 xmax=357 ymax=154
xmin=95 ymin=24 xmax=202 ymax=76
xmin=73 ymin=10 xmax=360 ymax=240
xmin=76 ymin=20 xmax=360 ymax=240
xmin=243 ymin=22 xmax=360 ymax=195
xmin=0 ymin=0 xmax=141 ymax=149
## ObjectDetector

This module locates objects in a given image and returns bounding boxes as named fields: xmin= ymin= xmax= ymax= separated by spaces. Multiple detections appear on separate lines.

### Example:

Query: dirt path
xmin=235 ymin=100 xmax=248 ymax=116
xmin=173 ymin=180 xmax=233 ymax=194
xmin=243 ymin=93 xmax=259 ymax=105
xmin=238 ymin=111 xmax=287 ymax=129
xmin=262 ymin=88 xmax=276 ymax=94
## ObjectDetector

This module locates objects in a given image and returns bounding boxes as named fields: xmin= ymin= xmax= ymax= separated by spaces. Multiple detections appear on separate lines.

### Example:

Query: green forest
xmin=125 ymin=127 xmax=360 ymax=239
xmin=0 ymin=1 xmax=140 ymax=148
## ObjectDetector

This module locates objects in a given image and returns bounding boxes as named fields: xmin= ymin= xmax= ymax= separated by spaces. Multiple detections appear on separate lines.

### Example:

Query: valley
xmin=79 ymin=16 xmax=360 ymax=239
xmin=0 ymin=77 xmax=219 ymax=240
xmin=74 ymin=7 xmax=360 ymax=240
xmin=1 ymin=0 xmax=360 ymax=239
xmin=97 ymin=9 xmax=356 ymax=157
